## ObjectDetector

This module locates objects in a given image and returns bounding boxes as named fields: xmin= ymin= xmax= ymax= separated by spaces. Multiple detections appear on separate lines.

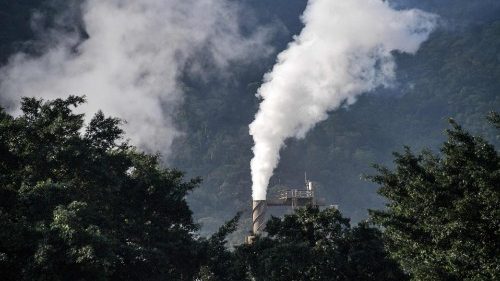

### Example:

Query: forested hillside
xmin=1 ymin=1 xmax=499 ymax=280
xmin=1 ymin=96 xmax=497 ymax=280
xmin=169 ymin=0 xmax=500 ymax=234
xmin=1 ymin=0 xmax=499 ymax=236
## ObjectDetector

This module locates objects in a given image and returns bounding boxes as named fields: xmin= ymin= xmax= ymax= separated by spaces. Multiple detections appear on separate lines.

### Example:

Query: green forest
xmin=1 ymin=0 xmax=500 ymax=280
xmin=0 ymin=97 xmax=498 ymax=280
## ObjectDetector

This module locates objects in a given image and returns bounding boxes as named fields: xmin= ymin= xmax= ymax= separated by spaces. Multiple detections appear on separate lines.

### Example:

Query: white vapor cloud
xmin=0 ymin=0 xmax=273 ymax=155
xmin=249 ymin=0 xmax=437 ymax=200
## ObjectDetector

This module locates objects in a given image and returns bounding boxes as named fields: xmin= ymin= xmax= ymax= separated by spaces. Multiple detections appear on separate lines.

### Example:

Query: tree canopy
xmin=237 ymin=207 xmax=407 ymax=281
xmin=0 ymin=98 xmax=498 ymax=281
xmin=0 ymin=96 xmax=203 ymax=280
xmin=370 ymin=115 xmax=500 ymax=280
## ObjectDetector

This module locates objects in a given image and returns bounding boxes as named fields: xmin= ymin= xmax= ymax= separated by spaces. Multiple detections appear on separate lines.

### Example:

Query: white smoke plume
xmin=0 ymin=0 xmax=272 ymax=154
xmin=249 ymin=0 xmax=437 ymax=200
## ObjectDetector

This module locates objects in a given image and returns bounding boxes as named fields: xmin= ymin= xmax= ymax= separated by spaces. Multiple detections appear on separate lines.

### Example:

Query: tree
xmin=0 ymin=96 xmax=202 ymax=280
xmin=237 ymin=206 xmax=407 ymax=281
xmin=195 ymin=212 xmax=250 ymax=281
xmin=370 ymin=115 xmax=500 ymax=280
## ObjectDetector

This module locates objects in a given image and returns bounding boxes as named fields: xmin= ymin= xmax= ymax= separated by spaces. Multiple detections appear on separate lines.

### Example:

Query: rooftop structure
xmin=246 ymin=180 xmax=326 ymax=244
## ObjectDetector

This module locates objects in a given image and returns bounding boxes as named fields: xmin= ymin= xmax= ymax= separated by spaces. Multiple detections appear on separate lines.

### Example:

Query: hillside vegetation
xmin=0 ymin=97 xmax=498 ymax=280
xmin=2 ymin=0 xmax=500 ymax=234
xmin=171 ymin=15 xmax=500 ymax=233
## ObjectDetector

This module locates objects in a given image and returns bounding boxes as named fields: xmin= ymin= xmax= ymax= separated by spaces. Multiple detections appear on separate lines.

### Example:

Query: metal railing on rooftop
xmin=276 ymin=189 xmax=313 ymax=200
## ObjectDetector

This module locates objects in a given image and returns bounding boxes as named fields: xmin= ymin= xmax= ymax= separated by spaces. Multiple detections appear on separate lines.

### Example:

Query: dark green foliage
xmin=195 ymin=212 xmax=251 ymax=281
xmin=370 ymin=117 xmax=500 ymax=280
xmin=238 ymin=207 xmax=407 ymax=281
xmin=0 ymin=96 xmax=202 ymax=280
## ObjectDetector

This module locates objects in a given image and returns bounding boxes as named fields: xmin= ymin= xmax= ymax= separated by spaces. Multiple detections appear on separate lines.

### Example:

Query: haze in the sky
xmin=0 ymin=0 xmax=273 ymax=155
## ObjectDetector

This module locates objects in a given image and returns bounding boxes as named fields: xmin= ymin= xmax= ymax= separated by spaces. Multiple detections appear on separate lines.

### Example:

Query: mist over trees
xmin=0 ymin=97 xmax=204 ymax=280
xmin=1 ymin=0 xmax=499 ymax=235
xmin=0 ymin=99 xmax=498 ymax=280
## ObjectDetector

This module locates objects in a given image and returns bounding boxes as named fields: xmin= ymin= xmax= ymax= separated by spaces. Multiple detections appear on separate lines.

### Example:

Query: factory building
xmin=246 ymin=180 xmax=329 ymax=244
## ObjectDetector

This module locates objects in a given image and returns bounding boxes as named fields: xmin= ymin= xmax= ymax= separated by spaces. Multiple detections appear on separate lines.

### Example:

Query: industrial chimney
xmin=246 ymin=180 xmax=327 ymax=244
xmin=252 ymin=200 xmax=266 ymax=235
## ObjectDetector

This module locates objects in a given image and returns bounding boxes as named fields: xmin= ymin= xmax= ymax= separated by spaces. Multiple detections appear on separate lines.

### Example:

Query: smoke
xmin=0 ymin=0 xmax=272 ymax=154
xmin=249 ymin=0 xmax=437 ymax=200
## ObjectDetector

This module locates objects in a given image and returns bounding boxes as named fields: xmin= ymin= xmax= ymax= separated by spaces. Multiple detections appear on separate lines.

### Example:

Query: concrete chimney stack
xmin=252 ymin=200 xmax=266 ymax=235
